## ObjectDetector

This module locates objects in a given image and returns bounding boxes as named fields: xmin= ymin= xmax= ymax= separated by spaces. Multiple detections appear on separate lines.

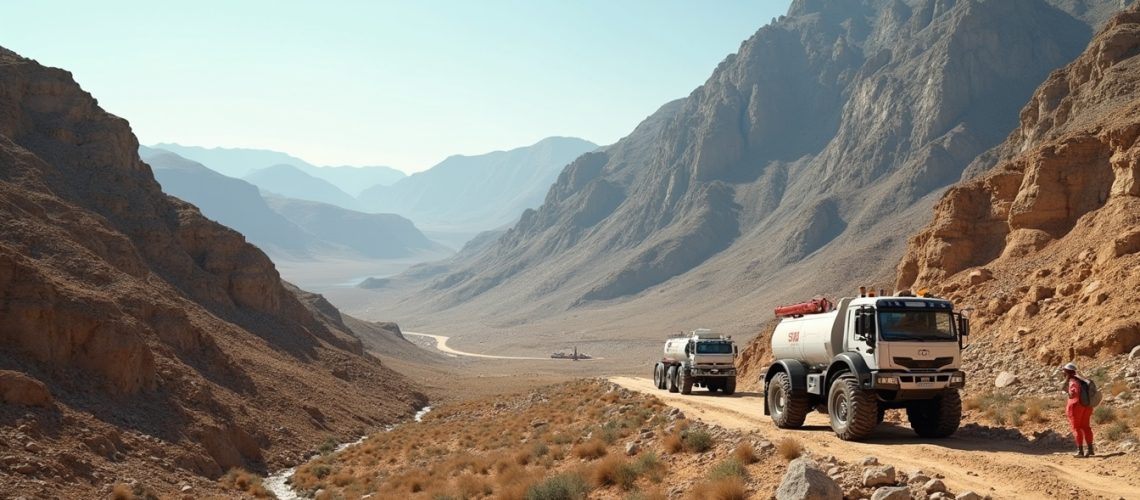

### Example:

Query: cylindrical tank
xmin=663 ymin=337 xmax=690 ymax=363
xmin=771 ymin=311 xmax=843 ymax=367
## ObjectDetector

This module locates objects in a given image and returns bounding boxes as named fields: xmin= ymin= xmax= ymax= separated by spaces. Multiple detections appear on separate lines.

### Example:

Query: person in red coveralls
xmin=1062 ymin=362 xmax=1094 ymax=457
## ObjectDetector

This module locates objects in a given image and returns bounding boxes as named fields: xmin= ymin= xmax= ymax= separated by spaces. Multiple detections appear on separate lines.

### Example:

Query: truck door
xmin=848 ymin=307 xmax=876 ymax=368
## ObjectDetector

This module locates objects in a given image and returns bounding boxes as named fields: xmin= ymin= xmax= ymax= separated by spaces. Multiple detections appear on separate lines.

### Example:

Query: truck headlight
xmin=950 ymin=375 xmax=964 ymax=384
xmin=876 ymin=376 xmax=898 ymax=385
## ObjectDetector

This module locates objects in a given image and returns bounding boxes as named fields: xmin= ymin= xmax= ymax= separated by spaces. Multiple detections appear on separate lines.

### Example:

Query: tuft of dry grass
xmin=220 ymin=468 xmax=272 ymax=497
xmin=1093 ymin=406 xmax=1117 ymax=425
xmin=110 ymin=483 xmax=133 ymax=500
xmin=571 ymin=438 xmax=608 ymax=460
xmin=663 ymin=431 xmax=683 ymax=454
xmin=682 ymin=429 xmax=713 ymax=453
xmin=732 ymin=442 xmax=758 ymax=464
xmin=688 ymin=477 xmax=747 ymax=500
xmin=776 ymin=437 xmax=802 ymax=461
xmin=590 ymin=455 xmax=638 ymax=490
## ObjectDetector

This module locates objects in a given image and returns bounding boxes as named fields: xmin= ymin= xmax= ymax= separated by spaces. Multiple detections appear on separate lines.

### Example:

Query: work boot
xmin=1086 ymin=443 xmax=1095 ymax=456
xmin=1074 ymin=445 xmax=1085 ymax=457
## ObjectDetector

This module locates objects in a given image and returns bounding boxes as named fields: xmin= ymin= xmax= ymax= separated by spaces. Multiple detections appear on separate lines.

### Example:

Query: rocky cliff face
xmin=368 ymin=0 xmax=1117 ymax=340
xmin=0 ymin=47 xmax=424 ymax=497
xmin=897 ymin=4 xmax=1140 ymax=364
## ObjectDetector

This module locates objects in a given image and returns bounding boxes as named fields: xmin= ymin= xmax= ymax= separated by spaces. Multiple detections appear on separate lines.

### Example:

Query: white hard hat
xmin=1062 ymin=362 xmax=1077 ymax=371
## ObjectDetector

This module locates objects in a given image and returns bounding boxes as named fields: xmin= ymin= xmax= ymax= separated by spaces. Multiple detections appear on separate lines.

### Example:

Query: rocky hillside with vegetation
xmin=367 ymin=0 xmax=1123 ymax=340
xmin=0 ymin=47 xmax=426 ymax=498
xmin=897 ymin=2 xmax=1140 ymax=366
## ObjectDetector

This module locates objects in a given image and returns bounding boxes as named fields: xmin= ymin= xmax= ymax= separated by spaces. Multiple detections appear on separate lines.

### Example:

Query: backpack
xmin=1079 ymin=378 xmax=1102 ymax=407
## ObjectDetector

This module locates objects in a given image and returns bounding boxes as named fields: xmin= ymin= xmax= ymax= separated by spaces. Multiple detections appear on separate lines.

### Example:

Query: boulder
xmin=924 ymin=478 xmax=948 ymax=494
xmin=968 ymin=269 xmax=993 ymax=285
xmin=0 ymin=371 xmax=53 ymax=407
xmin=776 ymin=457 xmax=843 ymax=500
xmin=863 ymin=465 xmax=897 ymax=487
xmin=1129 ymin=345 xmax=1140 ymax=361
xmin=994 ymin=372 xmax=1019 ymax=388
xmin=956 ymin=492 xmax=983 ymax=500
xmin=862 ymin=456 xmax=880 ymax=466
xmin=625 ymin=442 xmax=639 ymax=456
xmin=871 ymin=486 xmax=911 ymax=500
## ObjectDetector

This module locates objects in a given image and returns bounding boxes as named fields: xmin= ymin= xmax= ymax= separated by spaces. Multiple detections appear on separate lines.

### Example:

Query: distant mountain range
xmin=151 ymin=143 xmax=406 ymax=195
xmin=358 ymin=136 xmax=598 ymax=232
xmin=152 ymin=136 xmax=599 ymax=242
xmin=141 ymin=147 xmax=443 ymax=260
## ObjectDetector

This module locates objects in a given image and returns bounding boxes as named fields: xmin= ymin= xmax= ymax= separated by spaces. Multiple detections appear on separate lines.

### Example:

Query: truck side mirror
xmin=733 ymin=345 xmax=739 ymax=356
xmin=856 ymin=308 xmax=876 ymax=346
xmin=957 ymin=315 xmax=970 ymax=337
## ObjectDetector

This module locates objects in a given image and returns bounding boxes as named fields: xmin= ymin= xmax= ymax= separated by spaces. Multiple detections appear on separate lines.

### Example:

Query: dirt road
xmin=611 ymin=376 xmax=1139 ymax=500
xmin=403 ymin=332 xmax=552 ymax=360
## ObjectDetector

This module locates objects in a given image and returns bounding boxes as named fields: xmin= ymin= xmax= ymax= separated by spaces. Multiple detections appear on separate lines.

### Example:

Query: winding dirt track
xmin=403 ymin=332 xmax=551 ymax=360
xmin=611 ymin=376 xmax=1139 ymax=500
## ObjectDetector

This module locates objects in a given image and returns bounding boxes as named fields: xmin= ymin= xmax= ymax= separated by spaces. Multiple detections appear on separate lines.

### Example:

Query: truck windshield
xmin=695 ymin=342 xmax=733 ymax=354
xmin=877 ymin=310 xmax=956 ymax=341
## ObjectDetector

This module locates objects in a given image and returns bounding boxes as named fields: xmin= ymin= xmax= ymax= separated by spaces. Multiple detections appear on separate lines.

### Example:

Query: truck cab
xmin=654 ymin=328 xmax=739 ymax=395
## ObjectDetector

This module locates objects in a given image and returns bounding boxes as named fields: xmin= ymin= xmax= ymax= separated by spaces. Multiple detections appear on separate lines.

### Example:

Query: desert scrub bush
xmin=526 ymin=472 xmax=591 ymax=500
xmin=682 ymin=429 xmax=713 ymax=453
xmin=663 ymin=431 xmax=683 ymax=453
xmin=456 ymin=473 xmax=493 ymax=498
xmin=111 ymin=483 xmax=133 ymax=500
xmin=1104 ymin=421 xmax=1133 ymax=441
xmin=1023 ymin=398 xmax=1057 ymax=423
xmin=688 ymin=477 xmax=747 ymax=500
xmin=571 ymin=438 xmax=608 ymax=460
xmin=220 ymin=468 xmax=272 ymax=497
xmin=531 ymin=441 xmax=550 ymax=458
xmin=776 ymin=437 xmax=802 ymax=461
xmin=633 ymin=451 xmax=665 ymax=482
xmin=625 ymin=490 xmax=668 ymax=500
xmin=318 ymin=436 xmax=338 ymax=455
xmin=591 ymin=455 xmax=638 ymax=490
xmin=709 ymin=458 xmax=747 ymax=480
xmin=732 ymin=442 xmax=758 ymax=464
xmin=1108 ymin=380 xmax=1130 ymax=398
xmin=1094 ymin=406 xmax=1117 ymax=424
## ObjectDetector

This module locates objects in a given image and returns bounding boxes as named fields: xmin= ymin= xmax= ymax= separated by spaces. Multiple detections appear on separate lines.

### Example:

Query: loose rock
xmin=863 ymin=465 xmax=897 ymax=487
xmin=924 ymin=479 xmax=948 ymax=494
xmin=872 ymin=486 xmax=911 ymax=500
xmin=776 ymin=457 xmax=843 ymax=500
xmin=956 ymin=492 xmax=983 ymax=500
xmin=994 ymin=372 xmax=1018 ymax=388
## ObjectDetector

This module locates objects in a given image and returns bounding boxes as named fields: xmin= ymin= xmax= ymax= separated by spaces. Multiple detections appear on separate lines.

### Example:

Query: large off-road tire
xmin=906 ymin=389 xmax=962 ymax=438
xmin=680 ymin=371 xmax=694 ymax=395
xmin=723 ymin=377 xmax=737 ymax=396
xmin=767 ymin=371 xmax=809 ymax=428
xmin=828 ymin=374 xmax=879 ymax=441
xmin=653 ymin=363 xmax=664 ymax=390
xmin=667 ymin=366 xmax=679 ymax=393
xmin=877 ymin=407 xmax=887 ymax=426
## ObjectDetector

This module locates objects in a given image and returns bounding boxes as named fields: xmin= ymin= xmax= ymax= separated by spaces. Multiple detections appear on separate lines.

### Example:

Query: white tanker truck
xmin=762 ymin=290 xmax=970 ymax=441
xmin=653 ymin=329 xmax=738 ymax=395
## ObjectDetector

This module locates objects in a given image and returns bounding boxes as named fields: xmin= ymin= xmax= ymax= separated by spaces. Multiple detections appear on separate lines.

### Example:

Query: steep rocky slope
xmin=897 ymin=3 xmax=1140 ymax=365
xmin=360 ymin=0 xmax=1119 ymax=342
xmin=357 ymin=136 xmax=597 ymax=233
xmin=0 ymin=48 xmax=425 ymax=497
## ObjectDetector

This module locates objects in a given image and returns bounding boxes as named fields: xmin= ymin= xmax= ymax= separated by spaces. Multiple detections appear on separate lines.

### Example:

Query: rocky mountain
xmin=357 ymin=136 xmax=598 ymax=232
xmin=362 ymin=0 xmax=1121 ymax=340
xmin=244 ymin=163 xmax=361 ymax=210
xmin=265 ymin=196 xmax=446 ymax=259
xmin=140 ymin=147 xmax=318 ymax=257
xmin=150 ymin=143 xmax=406 ymax=196
xmin=897 ymin=3 xmax=1140 ymax=365
xmin=0 ymin=47 xmax=426 ymax=497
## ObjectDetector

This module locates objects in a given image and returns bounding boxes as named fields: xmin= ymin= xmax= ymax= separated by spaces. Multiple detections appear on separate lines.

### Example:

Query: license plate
xmin=711 ymin=370 xmax=719 ymax=374
xmin=917 ymin=377 xmax=935 ymax=386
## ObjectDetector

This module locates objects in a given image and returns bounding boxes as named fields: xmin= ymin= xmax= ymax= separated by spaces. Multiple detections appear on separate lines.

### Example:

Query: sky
xmin=4 ymin=1 xmax=792 ymax=173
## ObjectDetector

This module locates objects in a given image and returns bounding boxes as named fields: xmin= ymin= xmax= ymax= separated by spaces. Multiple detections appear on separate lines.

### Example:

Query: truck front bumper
xmin=868 ymin=370 xmax=965 ymax=391
xmin=689 ymin=367 xmax=736 ymax=377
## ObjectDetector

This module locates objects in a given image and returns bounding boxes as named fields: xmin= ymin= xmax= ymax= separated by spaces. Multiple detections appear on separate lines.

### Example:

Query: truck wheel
xmin=707 ymin=380 xmax=719 ymax=393
xmin=723 ymin=377 xmax=736 ymax=396
xmin=680 ymin=371 xmax=693 ymax=395
xmin=666 ymin=366 xmax=679 ymax=393
xmin=907 ymin=389 xmax=962 ymax=438
xmin=768 ymin=372 xmax=808 ymax=428
xmin=877 ymin=407 xmax=886 ymax=426
xmin=653 ymin=363 xmax=664 ymax=390
xmin=828 ymin=375 xmax=878 ymax=441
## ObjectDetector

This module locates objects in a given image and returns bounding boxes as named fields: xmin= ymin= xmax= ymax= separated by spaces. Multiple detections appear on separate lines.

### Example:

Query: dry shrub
xmin=688 ymin=477 xmax=747 ymax=500
xmin=110 ymin=483 xmax=133 ymax=500
xmin=220 ymin=468 xmax=272 ymax=497
xmin=1108 ymin=380 xmax=1130 ymax=398
xmin=457 ymin=473 xmax=492 ymax=498
xmin=732 ymin=442 xmax=758 ymax=464
xmin=1024 ymin=398 xmax=1047 ymax=423
xmin=776 ymin=437 xmax=802 ymax=461
xmin=525 ymin=471 xmax=590 ymax=500
xmin=590 ymin=455 xmax=637 ymax=490
xmin=1094 ymin=406 xmax=1117 ymax=425
xmin=571 ymin=438 xmax=607 ymax=460
xmin=663 ymin=432 xmax=683 ymax=454
xmin=514 ymin=448 xmax=532 ymax=465
xmin=682 ymin=429 xmax=713 ymax=453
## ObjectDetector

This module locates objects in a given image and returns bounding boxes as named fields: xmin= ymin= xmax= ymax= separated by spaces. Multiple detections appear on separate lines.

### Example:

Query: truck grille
xmin=892 ymin=357 xmax=953 ymax=370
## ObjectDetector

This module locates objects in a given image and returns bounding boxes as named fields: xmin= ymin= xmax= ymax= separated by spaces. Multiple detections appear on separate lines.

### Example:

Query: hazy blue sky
xmin=5 ymin=1 xmax=791 ymax=172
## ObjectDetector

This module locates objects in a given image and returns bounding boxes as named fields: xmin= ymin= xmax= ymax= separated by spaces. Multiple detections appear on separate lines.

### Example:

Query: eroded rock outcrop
xmin=898 ymin=4 xmax=1140 ymax=362
xmin=0 ymin=47 xmax=425 ymax=497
